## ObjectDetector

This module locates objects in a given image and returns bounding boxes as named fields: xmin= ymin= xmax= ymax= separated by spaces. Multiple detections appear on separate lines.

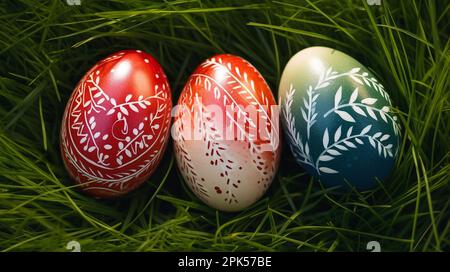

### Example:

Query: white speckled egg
xmin=173 ymin=54 xmax=281 ymax=211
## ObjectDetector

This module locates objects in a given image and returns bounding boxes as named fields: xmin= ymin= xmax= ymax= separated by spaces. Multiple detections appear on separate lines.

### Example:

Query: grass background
xmin=0 ymin=0 xmax=448 ymax=252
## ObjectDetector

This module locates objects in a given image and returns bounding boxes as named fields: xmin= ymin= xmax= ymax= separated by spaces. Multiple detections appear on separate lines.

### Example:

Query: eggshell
xmin=279 ymin=47 xmax=400 ymax=190
xmin=173 ymin=54 xmax=281 ymax=211
xmin=60 ymin=50 xmax=172 ymax=198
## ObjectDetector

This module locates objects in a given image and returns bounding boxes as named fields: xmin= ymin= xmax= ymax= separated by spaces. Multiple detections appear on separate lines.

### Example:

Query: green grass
xmin=0 ymin=0 xmax=448 ymax=252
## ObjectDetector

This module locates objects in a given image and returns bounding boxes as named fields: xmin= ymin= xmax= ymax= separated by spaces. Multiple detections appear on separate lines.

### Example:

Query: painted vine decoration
xmin=61 ymin=60 xmax=170 ymax=191
xmin=283 ymin=66 xmax=400 ymax=175
xmin=174 ymin=56 xmax=279 ymax=204
xmin=200 ymin=57 xmax=278 ymax=187
xmin=173 ymin=85 xmax=210 ymax=201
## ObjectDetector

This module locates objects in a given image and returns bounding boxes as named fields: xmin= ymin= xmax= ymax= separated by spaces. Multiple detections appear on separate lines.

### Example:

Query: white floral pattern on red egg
xmin=60 ymin=50 xmax=172 ymax=198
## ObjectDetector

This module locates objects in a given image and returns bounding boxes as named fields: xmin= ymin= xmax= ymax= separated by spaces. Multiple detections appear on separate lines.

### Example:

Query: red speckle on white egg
xmin=173 ymin=54 xmax=281 ymax=211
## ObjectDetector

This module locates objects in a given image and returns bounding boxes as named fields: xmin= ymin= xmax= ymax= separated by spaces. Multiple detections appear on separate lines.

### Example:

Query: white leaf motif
xmin=380 ymin=134 xmax=390 ymax=141
xmin=120 ymin=106 xmax=129 ymax=116
xmin=335 ymin=86 xmax=342 ymax=108
xmin=352 ymin=105 xmax=366 ymax=116
xmin=344 ymin=141 xmax=356 ymax=148
xmin=346 ymin=126 xmax=353 ymax=137
xmin=319 ymin=155 xmax=334 ymax=162
xmin=129 ymin=104 xmax=139 ymax=112
xmin=350 ymin=75 xmax=363 ymax=84
xmin=380 ymin=110 xmax=388 ymax=122
xmin=361 ymin=125 xmax=372 ymax=135
xmin=320 ymin=167 xmax=339 ymax=174
xmin=323 ymin=128 xmax=329 ymax=149
xmin=116 ymin=158 xmax=122 ymax=165
xmin=369 ymin=137 xmax=376 ymax=148
xmin=349 ymin=88 xmax=358 ymax=104
xmin=328 ymin=149 xmax=341 ymax=156
xmin=335 ymin=144 xmax=348 ymax=151
xmin=361 ymin=98 xmax=377 ymax=105
xmin=367 ymin=107 xmax=378 ymax=120
xmin=350 ymin=67 xmax=361 ymax=74
xmin=303 ymin=98 xmax=309 ymax=109
xmin=334 ymin=126 xmax=341 ymax=142
xmin=106 ymin=108 xmax=115 ymax=115
xmin=335 ymin=110 xmax=355 ymax=122
xmin=301 ymin=108 xmax=308 ymax=122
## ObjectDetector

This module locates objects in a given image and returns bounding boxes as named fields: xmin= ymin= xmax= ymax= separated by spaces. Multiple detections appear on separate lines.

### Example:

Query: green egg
xmin=279 ymin=47 xmax=401 ymax=191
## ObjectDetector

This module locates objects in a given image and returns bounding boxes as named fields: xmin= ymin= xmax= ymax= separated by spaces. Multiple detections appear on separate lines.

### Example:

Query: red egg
xmin=60 ymin=50 xmax=172 ymax=198
xmin=173 ymin=54 xmax=281 ymax=211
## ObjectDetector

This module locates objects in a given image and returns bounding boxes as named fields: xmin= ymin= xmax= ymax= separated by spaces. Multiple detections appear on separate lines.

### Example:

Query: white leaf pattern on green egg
xmin=279 ymin=47 xmax=401 ymax=190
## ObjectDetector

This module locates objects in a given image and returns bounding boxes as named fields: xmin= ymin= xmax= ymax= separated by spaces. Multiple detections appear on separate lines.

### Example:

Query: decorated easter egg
xmin=279 ymin=47 xmax=400 ymax=190
xmin=173 ymin=54 xmax=281 ymax=211
xmin=60 ymin=50 xmax=172 ymax=198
